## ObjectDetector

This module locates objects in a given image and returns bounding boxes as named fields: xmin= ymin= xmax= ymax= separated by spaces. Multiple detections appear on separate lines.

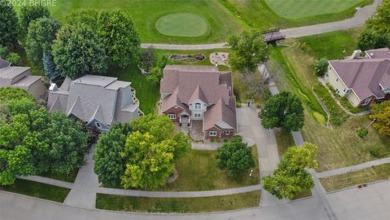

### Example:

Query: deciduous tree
xmin=227 ymin=30 xmax=268 ymax=74
xmin=357 ymin=29 xmax=389 ymax=51
xmin=0 ymin=0 xmax=19 ymax=46
xmin=19 ymin=5 xmax=50 ymax=39
xmin=216 ymin=136 xmax=255 ymax=177
xmin=94 ymin=123 xmax=132 ymax=187
xmin=370 ymin=101 xmax=390 ymax=136
xmin=25 ymin=17 xmax=61 ymax=66
xmin=366 ymin=0 xmax=390 ymax=35
xmin=259 ymin=92 xmax=304 ymax=131
xmin=314 ymin=58 xmax=328 ymax=77
xmin=263 ymin=142 xmax=318 ymax=199
xmin=52 ymin=24 xmax=107 ymax=78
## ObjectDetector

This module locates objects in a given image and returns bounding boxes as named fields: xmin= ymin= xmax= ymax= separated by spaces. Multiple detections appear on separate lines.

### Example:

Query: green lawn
xmin=111 ymin=65 xmax=159 ymax=115
xmin=96 ymin=190 xmax=260 ymax=213
xmin=320 ymin=163 xmax=390 ymax=192
xmin=274 ymin=128 xmax=295 ymax=156
xmin=220 ymin=0 xmax=373 ymax=30
xmin=270 ymin=31 xmax=390 ymax=171
xmin=265 ymin=0 xmax=364 ymax=19
xmin=160 ymin=147 xmax=260 ymax=191
xmin=24 ymin=0 xmax=243 ymax=44
xmin=0 ymin=179 xmax=70 ymax=202
xmin=155 ymin=13 xmax=208 ymax=37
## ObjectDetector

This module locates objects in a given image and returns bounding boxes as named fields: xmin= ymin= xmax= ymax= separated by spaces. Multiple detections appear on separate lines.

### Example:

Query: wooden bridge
xmin=262 ymin=29 xmax=286 ymax=43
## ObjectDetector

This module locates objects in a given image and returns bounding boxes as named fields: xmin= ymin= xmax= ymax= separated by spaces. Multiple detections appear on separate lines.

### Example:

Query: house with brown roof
xmin=0 ymin=58 xmax=47 ymax=100
xmin=326 ymin=48 xmax=390 ymax=107
xmin=47 ymin=75 xmax=142 ymax=131
xmin=160 ymin=65 xmax=237 ymax=140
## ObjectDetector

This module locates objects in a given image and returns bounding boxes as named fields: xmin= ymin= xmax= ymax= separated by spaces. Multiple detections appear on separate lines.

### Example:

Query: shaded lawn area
xmin=320 ymin=163 xmax=390 ymax=192
xmin=0 ymin=179 xmax=70 ymax=202
xmin=270 ymin=34 xmax=390 ymax=171
xmin=111 ymin=65 xmax=159 ymax=115
xmin=274 ymin=128 xmax=295 ymax=156
xmin=17 ymin=0 xmax=243 ymax=44
xmin=96 ymin=190 xmax=260 ymax=213
xmin=160 ymin=146 xmax=260 ymax=191
xmin=39 ymin=168 xmax=79 ymax=183
xmin=220 ymin=0 xmax=373 ymax=30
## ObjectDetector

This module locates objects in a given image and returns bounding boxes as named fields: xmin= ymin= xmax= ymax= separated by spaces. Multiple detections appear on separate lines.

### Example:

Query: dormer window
xmin=195 ymin=103 xmax=201 ymax=110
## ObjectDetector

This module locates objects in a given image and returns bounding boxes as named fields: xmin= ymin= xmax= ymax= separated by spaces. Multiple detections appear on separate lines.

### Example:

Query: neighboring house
xmin=0 ymin=58 xmax=46 ymax=100
xmin=47 ymin=75 xmax=142 ymax=131
xmin=160 ymin=65 xmax=237 ymax=139
xmin=326 ymin=48 xmax=390 ymax=107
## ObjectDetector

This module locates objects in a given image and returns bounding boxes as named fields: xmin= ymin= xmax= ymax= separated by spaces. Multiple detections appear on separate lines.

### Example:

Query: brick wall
xmin=163 ymin=106 xmax=183 ymax=123
xmin=205 ymin=126 xmax=235 ymax=139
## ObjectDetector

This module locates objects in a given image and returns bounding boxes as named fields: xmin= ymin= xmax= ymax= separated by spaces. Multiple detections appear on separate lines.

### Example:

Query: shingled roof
xmin=329 ymin=48 xmax=390 ymax=100
xmin=160 ymin=65 xmax=237 ymax=131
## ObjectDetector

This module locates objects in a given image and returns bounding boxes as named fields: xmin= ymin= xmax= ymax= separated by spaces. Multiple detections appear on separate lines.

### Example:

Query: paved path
xmin=140 ymin=0 xmax=382 ymax=50
xmin=237 ymin=105 xmax=284 ymax=206
xmin=97 ymin=184 xmax=261 ymax=198
xmin=64 ymin=145 xmax=99 ymax=209
xmin=317 ymin=157 xmax=390 ymax=178
xmin=2 ymin=180 xmax=390 ymax=220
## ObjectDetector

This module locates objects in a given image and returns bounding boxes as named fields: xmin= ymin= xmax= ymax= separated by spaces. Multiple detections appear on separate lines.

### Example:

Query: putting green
xmin=265 ymin=0 xmax=364 ymax=19
xmin=156 ymin=13 xmax=208 ymax=37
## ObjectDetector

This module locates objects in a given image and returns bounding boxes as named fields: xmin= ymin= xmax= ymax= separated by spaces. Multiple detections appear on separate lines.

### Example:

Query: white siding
xmin=327 ymin=67 xmax=348 ymax=97
xmin=346 ymin=91 xmax=361 ymax=107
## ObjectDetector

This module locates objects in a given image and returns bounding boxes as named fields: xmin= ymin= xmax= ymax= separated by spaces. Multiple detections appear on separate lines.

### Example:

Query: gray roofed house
xmin=160 ymin=65 xmax=237 ymax=140
xmin=47 ymin=75 xmax=142 ymax=131
xmin=0 ymin=58 xmax=47 ymax=100
xmin=326 ymin=48 xmax=390 ymax=107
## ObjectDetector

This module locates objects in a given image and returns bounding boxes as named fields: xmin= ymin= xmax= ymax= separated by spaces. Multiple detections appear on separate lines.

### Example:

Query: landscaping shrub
xmin=357 ymin=127 xmax=368 ymax=138
xmin=314 ymin=58 xmax=328 ymax=77
xmin=236 ymin=102 xmax=242 ymax=108
xmin=369 ymin=148 xmax=382 ymax=158
xmin=313 ymin=83 xmax=348 ymax=126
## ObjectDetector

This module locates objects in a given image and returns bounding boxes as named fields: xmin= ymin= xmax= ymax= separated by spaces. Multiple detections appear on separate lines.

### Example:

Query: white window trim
xmin=168 ymin=114 xmax=176 ymax=119
xmin=362 ymin=97 xmax=371 ymax=105
xmin=194 ymin=103 xmax=202 ymax=110
xmin=194 ymin=113 xmax=201 ymax=118
xmin=209 ymin=131 xmax=217 ymax=136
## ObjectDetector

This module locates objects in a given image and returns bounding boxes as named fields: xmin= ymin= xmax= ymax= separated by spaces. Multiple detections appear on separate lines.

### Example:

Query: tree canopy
xmin=263 ymin=142 xmax=318 ymax=199
xmin=65 ymin=9 xmax=141 ymax=68
xmin=25 ymin=17 xmax=61 ymax=66
xmin=216 ymin=136 xmax=255 ymax=177
xmin=0 ymin=0 xmax=19 ymax=46
xmin=94 ymin=123 xmax=132 ymax=187
xmin=52 ymin=24 xmax=107 ymax=78
xmin=259 ymin=91 xmax=305 ymax=131
xmin=357 ymin=29 xmax=389 ymax=51
xmin=227 ymin=30 xmax=268 ymax=74
xmin=314 ymin=58 xmax=329 ymax=77
xmin=0 ymin=88 xmax=89 ymax=185
xmin=19 ymin=5 xmax=50 ymax=39
xmin=370 ymin=101 xmax=390 ymax=136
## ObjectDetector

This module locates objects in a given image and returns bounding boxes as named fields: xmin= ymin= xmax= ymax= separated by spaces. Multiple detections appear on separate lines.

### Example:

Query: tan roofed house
xmin=326 ymin=48 xmax=390 ymax=107
xmin=0 ymin=58 xmax=47 ymax=100
xmin=160 ymin=65 xmax=237 ymax=140
xmin=47 ymin=75 xmax=142 ymax=131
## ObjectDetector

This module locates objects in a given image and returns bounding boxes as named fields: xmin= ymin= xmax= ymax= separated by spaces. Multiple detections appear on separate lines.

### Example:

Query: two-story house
xmin=160 ymin=65 xmax=237 ymax=139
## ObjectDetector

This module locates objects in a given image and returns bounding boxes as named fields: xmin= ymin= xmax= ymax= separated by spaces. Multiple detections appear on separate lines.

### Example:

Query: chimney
xmin=351 ymin=50 xmax=361 ymax=59
xmin=49 ymin=83 xmax=58 ymax=91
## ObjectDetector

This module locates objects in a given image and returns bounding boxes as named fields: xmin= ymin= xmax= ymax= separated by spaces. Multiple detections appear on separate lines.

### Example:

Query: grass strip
xmin=96 ymin=190 xmax=261 ymax=213
xmin=320 ymin=163 xmax=390 ymax=192
xmin=0 ymin=179 xmax=70 ymax=202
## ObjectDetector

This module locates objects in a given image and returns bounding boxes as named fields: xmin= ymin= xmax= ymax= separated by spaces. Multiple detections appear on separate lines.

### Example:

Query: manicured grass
xmin=155 ymin=13 xmax=208 ymax=37
xmin=274 ymin=129 xmax=295 ymax=156
xmin=111 ymin=65 xmax=159 ymax=115
xmin=265 ymin=0 xmax=364 ymax=19
xmin=220 ymin=0 xmax=373 ymax=30
xmin=96 ymin=190 xmax=260 ymax=213
xmin=160 ymin=147 xmax=260 ymax=191
xmin=25 ymin=0 xmax=243 ymax=44
xmin=0 ymin=179 xmax=70 ymax=202
xmin=299 ymin=29 xmax=362 ymax=59
xmin=320 ymin=163 xmax=390 ymax=192
xmin=272 ymin=34 xmax=390 ymax=171
xmin=39 ymin=168 xmax=79 ymax=183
